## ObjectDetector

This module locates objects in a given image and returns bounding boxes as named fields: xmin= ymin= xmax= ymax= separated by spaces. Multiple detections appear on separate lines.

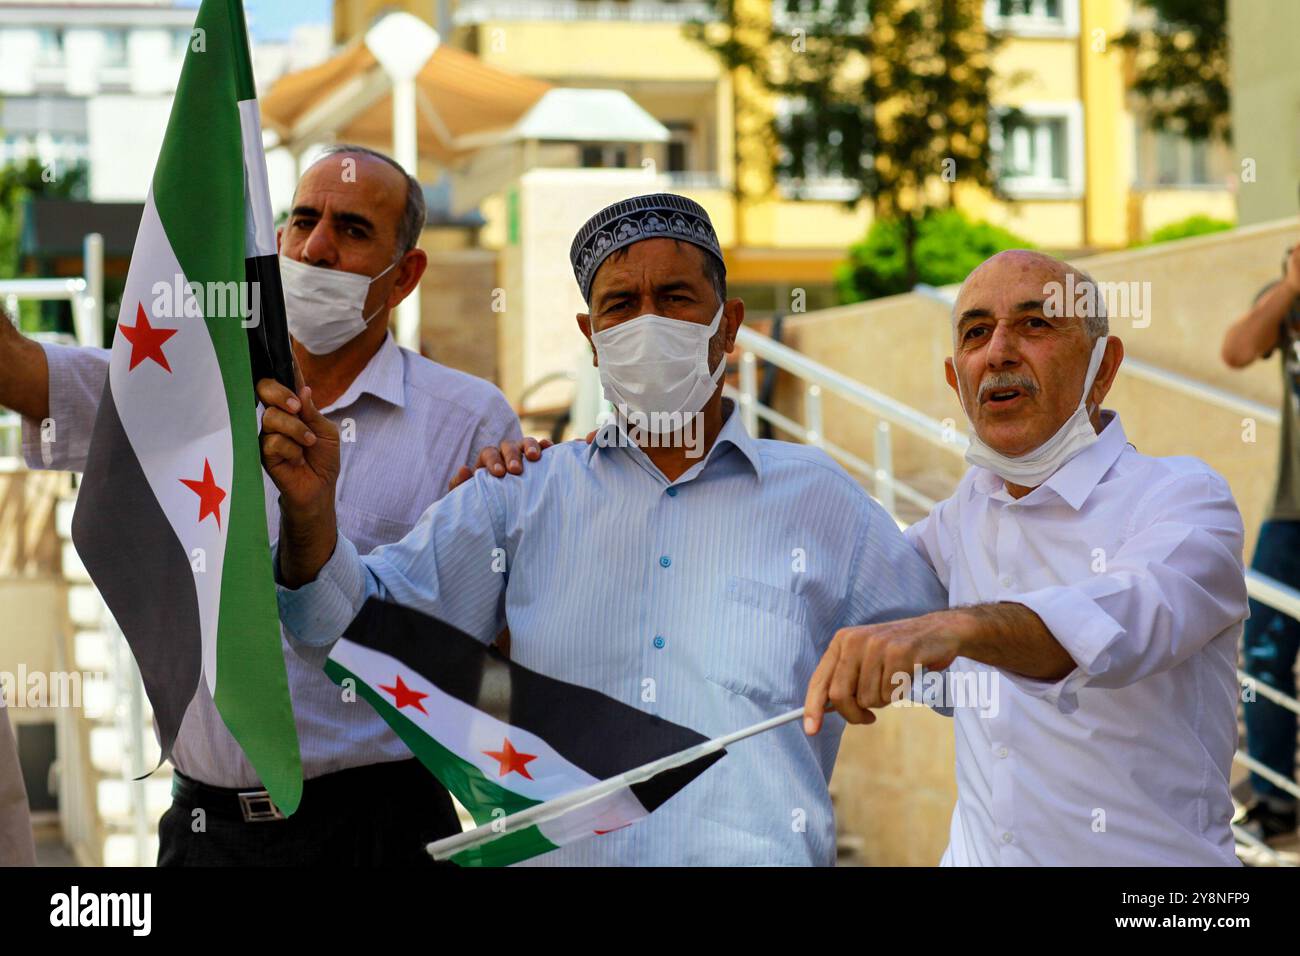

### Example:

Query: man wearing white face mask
xmin=261 ymin=193 xmax=950 ymax=865
xmin=804 ymin=249 xmax=1249 ymax=866
xmin=0 ymin=145 xmax=521 ymax=865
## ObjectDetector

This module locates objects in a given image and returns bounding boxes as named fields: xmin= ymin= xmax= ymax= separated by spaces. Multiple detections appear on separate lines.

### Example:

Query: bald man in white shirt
xmin=804 ymin=250 xmax=1248 ymax=866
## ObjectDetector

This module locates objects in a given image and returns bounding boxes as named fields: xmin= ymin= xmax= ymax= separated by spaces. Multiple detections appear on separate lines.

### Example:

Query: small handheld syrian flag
xmin=71 ymin=0 xmax=302 ymax=812
xmin=326 ymin=599 xmax=728 ymax=866
xmin=427 ymin=704 xmax=806 ymax=865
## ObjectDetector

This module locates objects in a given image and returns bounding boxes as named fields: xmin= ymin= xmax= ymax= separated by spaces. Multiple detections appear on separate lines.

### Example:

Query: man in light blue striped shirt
xmin=265 ymin=194 xmax=947 ymax=865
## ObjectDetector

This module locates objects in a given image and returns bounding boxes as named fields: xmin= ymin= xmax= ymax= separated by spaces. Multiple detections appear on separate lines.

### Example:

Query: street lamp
xmin=365 ymin=12 xmax=440 ymax=351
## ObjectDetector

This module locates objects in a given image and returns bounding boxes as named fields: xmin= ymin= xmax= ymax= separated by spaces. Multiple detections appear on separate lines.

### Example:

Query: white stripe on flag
xmin=536 ymin=786 xmax=648 ymax=846
xmin=107 ymin=192 xmax=233 ymax=692
xmin=330 ymin=638 xmax=599 ymax=802
xmin=238 ymin=99 xmax=277 ymax=258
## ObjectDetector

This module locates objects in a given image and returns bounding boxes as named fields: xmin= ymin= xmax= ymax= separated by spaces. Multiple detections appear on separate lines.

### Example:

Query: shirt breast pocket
xmin=705 ymin=576 xmax=816 ymax=709
xmin=339 ymin=503 xmax=419 ymax=553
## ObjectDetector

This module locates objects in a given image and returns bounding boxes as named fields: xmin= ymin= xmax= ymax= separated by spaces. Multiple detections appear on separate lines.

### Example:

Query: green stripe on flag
xmin=223 ymin=0 xmax=258 ymax=103
xmin=449 ymin=825 xmax=560 ymax=868
xmin=152 ymin=0 xmax=301 ymax=813
xmin=325 ymin=661 xmax=541 ymax=824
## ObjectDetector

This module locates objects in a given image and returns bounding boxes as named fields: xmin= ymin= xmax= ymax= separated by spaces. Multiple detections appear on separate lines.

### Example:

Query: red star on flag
xmin=483 ymin=738 xmax=537 ymax=780
xmin=120 ymin=303 xmax=179 ymax=372
xmin=179 ymin=459 xmax=226 ymax=529
xmin=378 ymin=675 xmax=429 ymax=715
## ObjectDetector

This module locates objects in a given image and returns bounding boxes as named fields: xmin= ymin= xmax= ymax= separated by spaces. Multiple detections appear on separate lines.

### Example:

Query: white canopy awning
xmin=512 ymin=88 xmax=670 ymax=144
xmin=447 ymin=89 xmax=669 ymax=213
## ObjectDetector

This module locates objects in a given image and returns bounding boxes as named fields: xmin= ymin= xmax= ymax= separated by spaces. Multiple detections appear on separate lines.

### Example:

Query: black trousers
xmin=157 ymin=759 xmax=462 ymax=866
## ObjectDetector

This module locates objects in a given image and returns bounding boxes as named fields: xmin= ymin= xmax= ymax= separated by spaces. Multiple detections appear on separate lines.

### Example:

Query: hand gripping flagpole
xmin=427 ymin=707 xmax=806 ymax=862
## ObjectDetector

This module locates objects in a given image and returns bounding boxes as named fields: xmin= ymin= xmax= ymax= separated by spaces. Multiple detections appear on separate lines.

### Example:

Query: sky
xmin=243 ymin=0 xmax=332 ymax=42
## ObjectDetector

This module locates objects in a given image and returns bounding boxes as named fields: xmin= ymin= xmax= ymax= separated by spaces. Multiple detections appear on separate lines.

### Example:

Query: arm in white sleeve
xmin=1009 ymin=470 xmax=1247 ymax=710
xmin=277 ymin=468 xmax=513 ymax=650
xmin=903 ymin=497 xmax=954 ymax=592
xmin=22 ymin=343 xmax=110 ymax=472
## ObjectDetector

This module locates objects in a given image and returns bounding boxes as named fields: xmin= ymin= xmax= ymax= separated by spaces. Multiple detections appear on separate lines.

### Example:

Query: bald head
xmin=944 ymin=248 xmax=1122 ymax=466
xmin=953 ymin=249 xmax=1108 ymax=344
xmin=297 ymin=145 xmax=426 ymax=254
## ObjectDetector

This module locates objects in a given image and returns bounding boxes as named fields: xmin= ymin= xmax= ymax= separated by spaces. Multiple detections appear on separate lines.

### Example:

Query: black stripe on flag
xmin=346 ymin=598 xmax=726 ymax=783
xmin=244 ymin=252 xmax=295 ymax=393
xmin=71 ymin=380 xmax=203 ymax=766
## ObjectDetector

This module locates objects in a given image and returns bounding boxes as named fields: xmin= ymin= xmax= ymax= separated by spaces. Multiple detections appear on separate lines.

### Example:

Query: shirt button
xmin=997 ymin=747 xmax=1009 ymax=759
xmin=653 ymin=635 xmax=665 ymax=649
xmin=1002 ymin=832 xmax=1013 ymax=844
xmin=666 ymin=486 xmax=678 ymax=497
xmin=659 ymin=555 xmax=671 ymax=568
xmin=999 ymin=576 xmax=1013 ymax=589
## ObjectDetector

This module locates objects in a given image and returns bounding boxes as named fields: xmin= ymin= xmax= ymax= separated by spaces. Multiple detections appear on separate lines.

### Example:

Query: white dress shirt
xmin=906 ymin=411 xmax=1248 ymax=866
xmin=23 ymin=334 xmax=522 ymax=786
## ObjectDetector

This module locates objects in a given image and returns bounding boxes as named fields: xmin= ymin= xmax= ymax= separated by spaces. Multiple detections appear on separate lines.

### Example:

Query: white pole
xmin=393 ymin=75 xmax=421 ymax=352
xmin=81 ymin=232 xmax=104 ymax=348
xmin=426 ymin=708 xmax=805 ymax=862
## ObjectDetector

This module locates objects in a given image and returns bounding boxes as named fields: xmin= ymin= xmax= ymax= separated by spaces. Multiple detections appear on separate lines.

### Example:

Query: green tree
xmin=1116 ymin=0 xmax=1229 ymax=142
xmin=836 ymin=207 xmax=1030 ymax=301
xmin=1138 ymin=213 xmax=1233 ymax=246
xmin=0 ymin=157 xmax=90 ymax=328
xmin=689 ymin=0 xmax=1001 ymax=288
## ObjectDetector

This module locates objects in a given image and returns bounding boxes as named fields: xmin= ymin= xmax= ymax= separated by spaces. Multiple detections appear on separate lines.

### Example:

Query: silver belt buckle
xmin=238 ymin=790 xmax=286 ymax=823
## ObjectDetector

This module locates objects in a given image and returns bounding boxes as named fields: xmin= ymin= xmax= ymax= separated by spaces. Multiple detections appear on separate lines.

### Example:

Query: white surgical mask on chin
xmin=961 ymin=335 xmax=1109 ymax=488
xmin=279 ymin=254 xmax=400 ymax=355
xmin=592 ymin=302 xmax=725 ymax=433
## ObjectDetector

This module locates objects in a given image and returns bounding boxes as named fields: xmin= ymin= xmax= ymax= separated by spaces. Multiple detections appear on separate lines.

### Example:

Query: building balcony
xmin=663 ymin=170 xmax=728 ymax=190
xmin=454 ymin=0 xmax=717 ymax=25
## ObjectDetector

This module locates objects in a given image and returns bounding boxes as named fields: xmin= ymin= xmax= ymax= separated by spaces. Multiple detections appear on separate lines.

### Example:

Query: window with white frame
xmin=579 ymin=144 xmax=630 ymax=169
xmin=0 ymin=132 xmax=88 ymax=168
xmin=101 ymin=29 xmax=129 ymax=69
xmin=773 ymin=96 xmax=861 ymax=201
xmin=994 ymin=102 xmax=1082 ymax=197
xmin=1138 ymin=127 xmax=1222 ymax=187
xmin=175 ymin=28 xmax=196 ymax=59
xmin=984 ymin=0 xmax=1077 ymax=37
xmin=771 ymin=0 xmax=869 ymax=33
xmin=36 ymin=28 xmax=66 ymax=67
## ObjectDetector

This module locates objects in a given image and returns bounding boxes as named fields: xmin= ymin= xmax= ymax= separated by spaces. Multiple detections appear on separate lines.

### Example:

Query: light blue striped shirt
xmin=278 ymin=403 xmax=949 ymax=865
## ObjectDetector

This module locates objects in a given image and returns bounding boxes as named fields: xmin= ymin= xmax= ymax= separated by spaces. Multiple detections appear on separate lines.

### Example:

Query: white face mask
xmin=592 ymin=302 xmax=725 ymax=433
xmin=279 ymin=254 xmax=400 ymax=355
xmin=961 ymin=335 xmax=1109 ymax=487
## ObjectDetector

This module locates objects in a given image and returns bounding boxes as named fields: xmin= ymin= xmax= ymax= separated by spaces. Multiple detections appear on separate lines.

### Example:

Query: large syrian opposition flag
xmin=326 ymin=599 xmax=727 ymax=866
xmin=71 ymin=0 xmax=301 ymax=813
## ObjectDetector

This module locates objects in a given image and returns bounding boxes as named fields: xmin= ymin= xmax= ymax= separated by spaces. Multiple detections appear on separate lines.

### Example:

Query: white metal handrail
xmin=727 ymin=325 xmax=968 ymax=515
xmin=0 ymin=233 xmax=101 ymax=469
xmin=1 ymin=236 xmax=125 ymax=864
xmin=1123 ymin=356 xmax=1279 ymax=427
xmin=731 ymin=316 xmax=1300 ymax=842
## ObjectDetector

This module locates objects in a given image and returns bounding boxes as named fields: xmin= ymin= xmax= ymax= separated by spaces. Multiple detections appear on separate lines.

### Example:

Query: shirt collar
xmin=319 ymin=333 xmax=407 ymax=414
xmin=586 ymin=398 xmax=763 ymax=482
xmin=970 ymin=410 xmax=1129 ymax=510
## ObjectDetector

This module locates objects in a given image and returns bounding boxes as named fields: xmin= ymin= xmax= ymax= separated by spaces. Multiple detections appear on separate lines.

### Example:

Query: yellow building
xmin=1228 ymin=0 xmax=1300 ymax=227
xmin=332 ymin=0 xmax=1235 ymax=307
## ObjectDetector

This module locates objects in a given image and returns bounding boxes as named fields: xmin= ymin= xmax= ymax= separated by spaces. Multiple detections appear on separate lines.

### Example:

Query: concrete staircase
xmin=54 ymin=490 xmax=170 ymax=867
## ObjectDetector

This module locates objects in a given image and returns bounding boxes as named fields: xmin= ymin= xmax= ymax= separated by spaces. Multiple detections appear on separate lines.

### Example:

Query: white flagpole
xmin=426 ymin=707 xmax=806 ymax=861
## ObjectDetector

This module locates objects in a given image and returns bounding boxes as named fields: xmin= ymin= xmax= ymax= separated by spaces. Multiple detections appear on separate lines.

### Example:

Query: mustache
xmin=976 ymin=372 xmax=1040 ymax=404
